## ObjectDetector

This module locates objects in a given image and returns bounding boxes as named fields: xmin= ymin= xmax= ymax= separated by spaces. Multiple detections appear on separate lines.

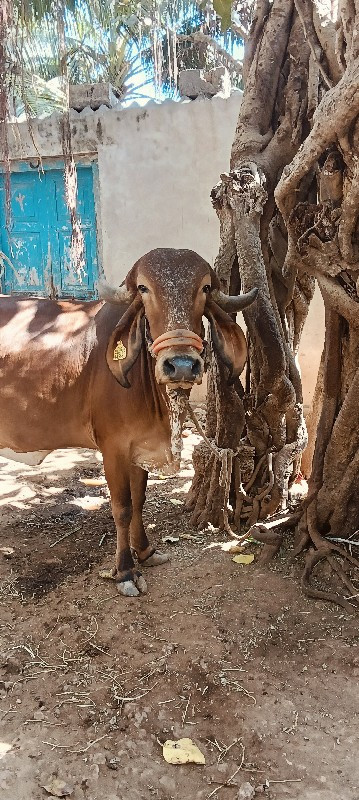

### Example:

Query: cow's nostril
xmin=163 ymin=359 xmax=176 ymax=376
xmin=191 ymin=360 xmax=201 ymax=377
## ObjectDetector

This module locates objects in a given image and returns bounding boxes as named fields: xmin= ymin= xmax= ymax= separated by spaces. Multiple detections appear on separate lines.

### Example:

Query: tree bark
xmin=191 ymin=0 xmax=359 ymax=604
xmin=191 ymin=0 xmax=313 ymax=528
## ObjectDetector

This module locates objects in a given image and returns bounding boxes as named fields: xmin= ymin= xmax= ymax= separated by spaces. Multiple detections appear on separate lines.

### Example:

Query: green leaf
xmin=212 ymin=0 xmax=232 ymax=31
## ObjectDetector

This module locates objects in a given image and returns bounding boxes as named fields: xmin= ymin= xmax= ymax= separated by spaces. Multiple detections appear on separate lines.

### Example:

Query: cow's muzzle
xmin=162 ymin=354 xmax=203 ymax=383
xmin=148 ymin=328 xmax=205 ymax=387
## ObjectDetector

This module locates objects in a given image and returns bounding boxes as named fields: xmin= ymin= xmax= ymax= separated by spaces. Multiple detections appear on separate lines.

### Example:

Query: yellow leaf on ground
xmin=163 ymin=738 xmax=205 ymax=765
xmin=232 ymin=553 xmax=255 ymax=565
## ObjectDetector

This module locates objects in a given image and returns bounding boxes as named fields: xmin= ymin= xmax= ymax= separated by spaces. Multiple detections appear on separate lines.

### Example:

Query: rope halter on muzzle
xmin=148 ymin=328 xmax=204 ymax=358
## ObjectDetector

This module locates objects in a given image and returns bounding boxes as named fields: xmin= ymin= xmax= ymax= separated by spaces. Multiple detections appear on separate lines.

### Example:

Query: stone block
xmin=204 ymin=66 xmax=231 ymax=97
xmin=179 ymin=69 xmax=217 ymax=99
xmin=179 ymin=67 xmax=231 ymax=99
xmin=69 ymin=82 xmax=118 ymax=111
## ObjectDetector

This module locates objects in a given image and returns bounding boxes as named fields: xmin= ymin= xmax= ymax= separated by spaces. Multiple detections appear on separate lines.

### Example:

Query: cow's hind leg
xmin=100 ymin=453 xmax=147 ymax=596
xmin=130 ymin=465 xmax=169 ymax=567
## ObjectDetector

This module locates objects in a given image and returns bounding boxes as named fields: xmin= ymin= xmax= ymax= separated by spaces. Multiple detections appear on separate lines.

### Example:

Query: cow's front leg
xmin=100 ymin=453 xmax=147 ymax=596
xmin=130 ymin=465 xmax=169 ymax=567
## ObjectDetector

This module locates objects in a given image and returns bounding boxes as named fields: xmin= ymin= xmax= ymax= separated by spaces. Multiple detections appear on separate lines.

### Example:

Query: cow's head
xmin=101 ymin=248 xmax=258 ymax=390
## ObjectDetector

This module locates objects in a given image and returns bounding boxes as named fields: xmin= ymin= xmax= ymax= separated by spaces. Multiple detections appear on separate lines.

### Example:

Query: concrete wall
xmin=5 ymin=95 xmax=324 ymax=407
xmin=97 ymin=96 xmax=241 ymax=279
xmin=297 ymin=285 xmax=324 ymax=408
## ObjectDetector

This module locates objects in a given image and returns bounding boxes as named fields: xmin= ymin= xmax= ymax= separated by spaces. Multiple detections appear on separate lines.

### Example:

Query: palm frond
xmin=9 ymin=68 xmax=66 ymax=117
xmin=8 ymin=0 xmax=245 ymax=115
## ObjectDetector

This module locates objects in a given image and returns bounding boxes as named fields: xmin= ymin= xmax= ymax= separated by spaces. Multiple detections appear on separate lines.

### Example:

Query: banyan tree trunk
xmin=189 ymin=0 xmax=359 ymax=606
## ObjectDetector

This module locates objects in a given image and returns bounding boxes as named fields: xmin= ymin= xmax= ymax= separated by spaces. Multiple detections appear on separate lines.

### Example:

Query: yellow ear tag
xmin=113 ymin=340 xmax=127 ymax=361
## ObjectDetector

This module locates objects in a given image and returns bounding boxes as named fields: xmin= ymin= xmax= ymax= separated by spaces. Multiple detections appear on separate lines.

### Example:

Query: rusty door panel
xmin=0 ymin=165 xmax=98 ymax=299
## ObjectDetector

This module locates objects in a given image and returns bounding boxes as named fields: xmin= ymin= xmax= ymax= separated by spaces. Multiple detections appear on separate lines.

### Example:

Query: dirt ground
xmin=0 ymin=425 xmax=358 ymax=800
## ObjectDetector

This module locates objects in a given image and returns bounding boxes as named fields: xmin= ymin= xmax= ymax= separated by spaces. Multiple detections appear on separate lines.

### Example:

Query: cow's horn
xmin=211 ymin=287 xmax=259 ymax=313
xmin=98 ymin=278 xmax=135 ymax=305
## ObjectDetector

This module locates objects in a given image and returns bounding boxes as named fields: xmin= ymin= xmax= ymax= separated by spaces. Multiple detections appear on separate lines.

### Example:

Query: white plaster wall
xmin=96 ymin=95 xmax=242 ymax=282
xmin=297 ymin=284 xmax=324 ymax=408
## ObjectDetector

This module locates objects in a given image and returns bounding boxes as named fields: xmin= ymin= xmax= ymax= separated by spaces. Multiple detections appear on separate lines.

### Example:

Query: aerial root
xmin=243 ymin=510 xmax=302 ymax=564
xmin=294 ymin=501 xmax=359 ymax=611
xmin=248 ymin=524 xmax=283 ymax=564
xmin=301 ymin=543 xmax=359 ymax=613
xmin=327 ymin=555 xmax=358 ymax=597
xmin=292 ymin=529 xmax=310 ymax=556
xmin=257 ymin=542 xmax=282 ymax=565
xmin=250 ymin=525 xmax=284 ymax=545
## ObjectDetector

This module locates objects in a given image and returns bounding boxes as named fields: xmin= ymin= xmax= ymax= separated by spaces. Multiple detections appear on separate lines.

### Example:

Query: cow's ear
xmin=106 ymin=297 xmax=145 ymax=388
xmin=204 ymin=298 xmax=247 ymax=383
xmin=124 ymin=262 xmax=140 ymax=295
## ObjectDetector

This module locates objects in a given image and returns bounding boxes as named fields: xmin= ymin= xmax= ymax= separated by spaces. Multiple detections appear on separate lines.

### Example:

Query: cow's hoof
xmin=117 ymin=580 xmax=140 ymax=597
xmin=99 ymin=569 xmax=147 ymax=596
xmin=140 ymin=550 xmax=170 ymax=567
xmin=116 ymin=574 xmax=147 ymax=596
xmin=136 ymin=574 xmax=148 ymax=593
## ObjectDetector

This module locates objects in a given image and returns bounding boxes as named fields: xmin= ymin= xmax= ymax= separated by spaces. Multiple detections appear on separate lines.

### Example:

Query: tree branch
xmin=294 ymin=0 xmax=333 ymax=88
xmin=177 ymin=33 xmax=243 ymax=75
xmin=275 ymin=58 xmax=359 ymax=219
xmin=232 ymin=0 xmax=294 ymax=167
xmin=243 ymin=0 xmax=271 ymax=83
xmin=312 ymin=0 xmax=343 ymax=83
xmin=318 ymin=273 xmax=359 ymax=327
xmin=231 ymin=21 xmax=248 ymax=41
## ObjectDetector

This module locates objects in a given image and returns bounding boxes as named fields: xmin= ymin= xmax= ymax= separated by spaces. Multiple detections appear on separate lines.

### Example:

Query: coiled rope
xmin=184 ymin=398 xmax=239 ymax=537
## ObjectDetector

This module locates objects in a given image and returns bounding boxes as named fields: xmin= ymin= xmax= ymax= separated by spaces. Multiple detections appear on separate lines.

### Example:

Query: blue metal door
xmin=0 ymin=164 xmax=98 ymax=299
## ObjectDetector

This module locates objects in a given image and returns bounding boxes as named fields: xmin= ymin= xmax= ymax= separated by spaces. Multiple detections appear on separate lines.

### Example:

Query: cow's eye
xmin=138 ymin=285 xmax=148 ymax=294
xmin=203 ymin=285 xmax=211 ymax=294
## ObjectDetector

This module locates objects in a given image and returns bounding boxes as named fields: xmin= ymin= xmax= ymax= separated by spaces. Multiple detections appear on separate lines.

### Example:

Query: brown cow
xmin=0 ymin=248 xmax=257 ymax=596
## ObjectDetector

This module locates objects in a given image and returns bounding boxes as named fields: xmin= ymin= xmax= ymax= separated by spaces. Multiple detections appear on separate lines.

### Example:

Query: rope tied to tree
xmin=165 ymin=385 xmax=239 ymax=534
xmin=184 ymin=398 xmax=239 ymax=536
xmin=184 ymin=395 xmax=277 ymax=539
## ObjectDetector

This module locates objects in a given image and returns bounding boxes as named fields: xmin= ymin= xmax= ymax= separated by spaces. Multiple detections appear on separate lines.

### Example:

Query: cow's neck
xmin=140 ymin=346 xmax=189 ymax=470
